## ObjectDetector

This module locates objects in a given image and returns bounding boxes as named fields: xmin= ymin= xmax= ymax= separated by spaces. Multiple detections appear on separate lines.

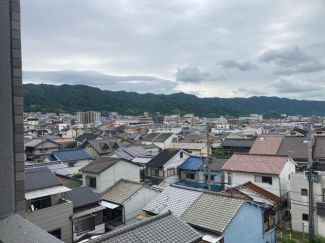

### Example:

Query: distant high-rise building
xmin=77 ymin=111 xmax=101 ymax=124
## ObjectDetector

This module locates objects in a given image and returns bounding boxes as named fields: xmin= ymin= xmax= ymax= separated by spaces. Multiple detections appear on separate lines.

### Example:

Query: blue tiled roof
xmin=53 ymin=148 xmax=92 ymax=162
xmin=179 ymin=156 xmax=205 ymax=171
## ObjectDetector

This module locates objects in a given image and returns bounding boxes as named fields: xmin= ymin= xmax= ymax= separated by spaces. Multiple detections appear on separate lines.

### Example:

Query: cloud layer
xmin=20 ymin=0 xmax=325 ymax=100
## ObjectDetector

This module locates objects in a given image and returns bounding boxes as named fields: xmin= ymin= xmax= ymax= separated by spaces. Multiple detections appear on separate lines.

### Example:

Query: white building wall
xmin=124 ymin=187 xmax=160 ymax=221
xmin=82 ymin=172 xmax=101 ymax=194
xmin=224 ymin=171 xmax=281 ymax=197
xmin=279 ymin=158 xmax=296 ymax=196
xmin=63 ymin=159 xmax=92 ymax=174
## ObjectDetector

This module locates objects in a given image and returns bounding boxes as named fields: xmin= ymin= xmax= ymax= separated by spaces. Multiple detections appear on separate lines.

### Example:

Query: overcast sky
xmin=21 ymin=0 xmax=325 ymax=100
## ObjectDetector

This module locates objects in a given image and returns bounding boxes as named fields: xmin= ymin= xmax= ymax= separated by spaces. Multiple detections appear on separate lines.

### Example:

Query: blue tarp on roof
xmin=179 ymin=156 xmax=205 ymax=171
xmin=44 ymin=154 xmax=57 ymax=161
xmin=53 ymin=148 xmax=92 ymax=162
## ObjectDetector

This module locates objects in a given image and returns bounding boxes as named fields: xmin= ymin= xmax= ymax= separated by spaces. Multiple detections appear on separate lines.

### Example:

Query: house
xmin=221 ymin=138 xmax=255 ymax=155
xmin=99 ymin=179 xmax=161 ymax=228
xmin=249 ymin=134 xmax=284 ymax=155
xmin=221 ymin=181 xmax=285 ymax=225
xmin=86 ymin=211 xmax=202 ymax=243
xmin=290 ymin=173 xmax=325 ymax=236
xmin=146 ymin=149 xmax=191 ymax=187
xmin=277 ymin=137 xmax=309 ymax=166
xmin=108 ymin=146 xmax=154 ymax=161
xmin=222 ymin=153 xmax=296 ymax=197
xmin=52 ymin=148 xmax=93 ymax=174
xmin=61 ymin=128 xmax=84 ymax=139
xmin=285 ymin=128 xmax=308 ymax=137
xmin=178 ymin=156 xmax=228 ymax=191
xmin=141 ymin=133 xmax=177 ymax=150
xmin=169 ymin=142 xmax=208 ymax=156
xmin=76 ymin=133 xmax=103 ymax=146
xmin=25 ymin=139 xmax=62 ymax=160
xmin=66 ymin=186 xmax=106 ymax=241
xmin=79 ymin=157 xmax=141 ymax=194
xmin=81 ymin=139 xmax=123 ymax=158
xmin=25 ymin=167 xmax=73 ymax=242
xmin=143 ymin=185 xmax=276 ymax=243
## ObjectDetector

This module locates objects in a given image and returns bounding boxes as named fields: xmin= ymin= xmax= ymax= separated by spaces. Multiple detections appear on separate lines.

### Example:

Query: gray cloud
xmin=272 ymin=76 xmax=321 ymax=93
xmin=260 ymin=45 xmax=325 ymax=74
xmin=236 ymin=87 xmax=267 ymax=96
xmin=218 ymin=59 xmax=258 ymax=71
xmin=175 ymin=65 xmax=211 ymax=83
xmin=23 ymin=70 xmax=178 ymax=94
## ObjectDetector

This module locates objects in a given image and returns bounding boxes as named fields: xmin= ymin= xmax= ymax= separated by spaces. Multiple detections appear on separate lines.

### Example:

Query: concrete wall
xmin=0 ymin=0 xmax=25 ymax=219
xmin=25 ymin=200 xmax=73 ymax=243
xmin=279 ymin=158 xmax=296 ymax=196
xmin=225 ymin=202 xmax=276 ymax=243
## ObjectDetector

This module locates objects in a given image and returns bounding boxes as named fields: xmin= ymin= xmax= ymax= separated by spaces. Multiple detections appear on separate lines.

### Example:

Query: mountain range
xmin=23 ymin=83 xmax=325 ymax=117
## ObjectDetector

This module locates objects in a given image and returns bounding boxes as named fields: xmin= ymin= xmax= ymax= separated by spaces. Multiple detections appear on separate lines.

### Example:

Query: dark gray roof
xmin=277 ymin=137 xmax=308 ymax=159
xmin=0 ymin=214 xmax=63 ymax=243
xmin=79 ymin=157 xmax=127 ymax=174
xmin=314 ymin=138 xmax=325 ymax=159
xmin=88 ymin=211 xmax=202 ymax=243
xmin=153 ymin=133 xmax=174 ymax=142
xmin=25 ymin=167 xmax=62 ymax=191
xmin=76 ymin=133 xmax=100 ymax=142
xmin=148 ymin=149 xmax=181 ymax=167
xmin=199 ymin=157 xmax=229 ymax=171
xmin=83 ymin=139 xmax=123 ymax=155
xmin=221 ymin=138 xmax=255 ymax=147
xmin=142 ymin=133 xmax=160 ymax=142
xmin=66 ymin=186 xmax=101 ymax=209
xmin=25 ymin=161 xmax=70 ymax=176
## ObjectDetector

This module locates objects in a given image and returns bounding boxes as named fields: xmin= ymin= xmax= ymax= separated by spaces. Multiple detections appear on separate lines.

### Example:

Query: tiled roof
xmin=83 ymin=139 xmax=123 ymax=155
xmin=153 ymin=133 xmax=174 ymax=142
xmin=89 ymin=211 xmax=202 ymax=243
xmin=314 ymin=138 xmax=325 ymax=159
xmin=249 ymin=135 xmax=284 ymax=154
xmin=114 ymin=146 xmax=153 ymax=160
xmin=25 ymin=167 xmax=62 ymax=191
xmin=142 ymin=133 xmax=160 ymax=142
xmin=237 ymin=181 xmax=281 ymax=203
xmin=53 ymin=148 xmax=92 ymax=162
xmin=221 ymin=153 xmax=289 ymax=175
xmin=198 ymin=157 xmax=229 ymax=171
xmin=79 ymin=157 xmax=123 ymax=174
xmin=277 ymin=137 xmax=308 ymax=159
xmin=100 ymin=179 xmax=144 ymax=204
xmin=179 ymin=156 xmax=204 ymax=171
xmin=147 ymin=149 xmax=181 ymax=167
xmin=25 ymin=161 xmax=70 ymax=176
xmin=75 ymin=133 xmax=100 ymax=142
xmin=143 ymin=185 xmax=203 ymax=217
xmin=181 ymin=192 xmax=245 ymax=233
xmin=66 ymin=186 xmax=101 ymax=209
xmin=221 ymin=138 xmax=255 ymax=147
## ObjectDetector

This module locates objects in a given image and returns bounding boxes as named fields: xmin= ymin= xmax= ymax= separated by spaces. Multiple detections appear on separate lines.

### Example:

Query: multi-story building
xmin=77 ymin=111 xmax=101 ymax=124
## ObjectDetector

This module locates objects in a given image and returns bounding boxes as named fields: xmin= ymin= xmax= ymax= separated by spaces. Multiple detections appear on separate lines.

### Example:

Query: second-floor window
xmin=186 ymin=173 xmax=195 ymax=180
xmin=255 ymin=175 xmax=272 ymax=185
xmin=301 ymin=189 xmax=308 ymax=196
xmin=76 ymin=217 xmax=95 ymax=235
xmin=31 ymin=196 xmax=51 ymax=210
xmin=86 ymin=176 xmax=96 ymax=188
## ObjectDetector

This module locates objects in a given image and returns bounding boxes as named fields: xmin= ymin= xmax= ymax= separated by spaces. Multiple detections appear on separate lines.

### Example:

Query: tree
xmin=314 ymin=234 xmax=325 ymax=243
xmin=71 ymin=173 xmax=82 ymax=179
xmin=214 ymin=147 xmax=226 ymax=156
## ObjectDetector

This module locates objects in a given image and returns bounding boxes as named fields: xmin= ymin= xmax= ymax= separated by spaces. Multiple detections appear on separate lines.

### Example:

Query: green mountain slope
xmin=23 ymin=83 xmax=325 ymax=117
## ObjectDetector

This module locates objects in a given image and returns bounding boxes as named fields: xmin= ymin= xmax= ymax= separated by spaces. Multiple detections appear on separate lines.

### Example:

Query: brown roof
xmin=277 ymin=137 xmax=308 ymax=160
xmin=221 ymin=153 xmax=289 ymax=175
xmin=249 ymin=134 xmax=284 ymax=155
xmin=314 ymin=138 xmax=325 ymax=159
xmin=221 ymin=181 xmax=282 ymax=203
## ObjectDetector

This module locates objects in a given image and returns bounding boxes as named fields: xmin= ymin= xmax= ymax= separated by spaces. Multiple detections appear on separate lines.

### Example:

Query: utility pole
xmin=307 ymin=123 xmax=314 ymax=242
xmin=206 ymin=122 xmax=211 ymax=191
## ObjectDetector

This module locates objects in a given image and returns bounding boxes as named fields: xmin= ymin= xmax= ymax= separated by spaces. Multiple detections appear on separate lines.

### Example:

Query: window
xmin=205 ymin=175 xmax=215 ymax=181
xmin=86 ymin=176 xmax=96 ymax=188
xmin=302 ymin=214 xmax=309 ymax=221
xmin=87 ymin=144 xmax=92 ymax=148
xmin=69 ymin=162 xmax=76 ymax=167
xmin=151 ymin=169 xmax=159 ymax=177
xmin=186 ymin=173 xmax=195 ymax=180
xmin=75 ymin=217 xmax=95 ymax=235
xmin=255 ymin=175 xmax=272 ymax=185
xmin=167 ymin=168 xmax=175 ymax=177
xmin=31 ymin=196 xmax=51 ymax=210
xmin=180 ymin=151 xmax=183 ymax=158
xmin=301 ymin=189 xmax=308 ymax=196
xmin=48 ymin=229 xmax=61 ymax=240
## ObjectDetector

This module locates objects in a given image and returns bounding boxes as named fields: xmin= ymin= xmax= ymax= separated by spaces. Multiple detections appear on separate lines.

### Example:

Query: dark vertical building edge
xmin=10 ymin=0 xmax=25 ymax=217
